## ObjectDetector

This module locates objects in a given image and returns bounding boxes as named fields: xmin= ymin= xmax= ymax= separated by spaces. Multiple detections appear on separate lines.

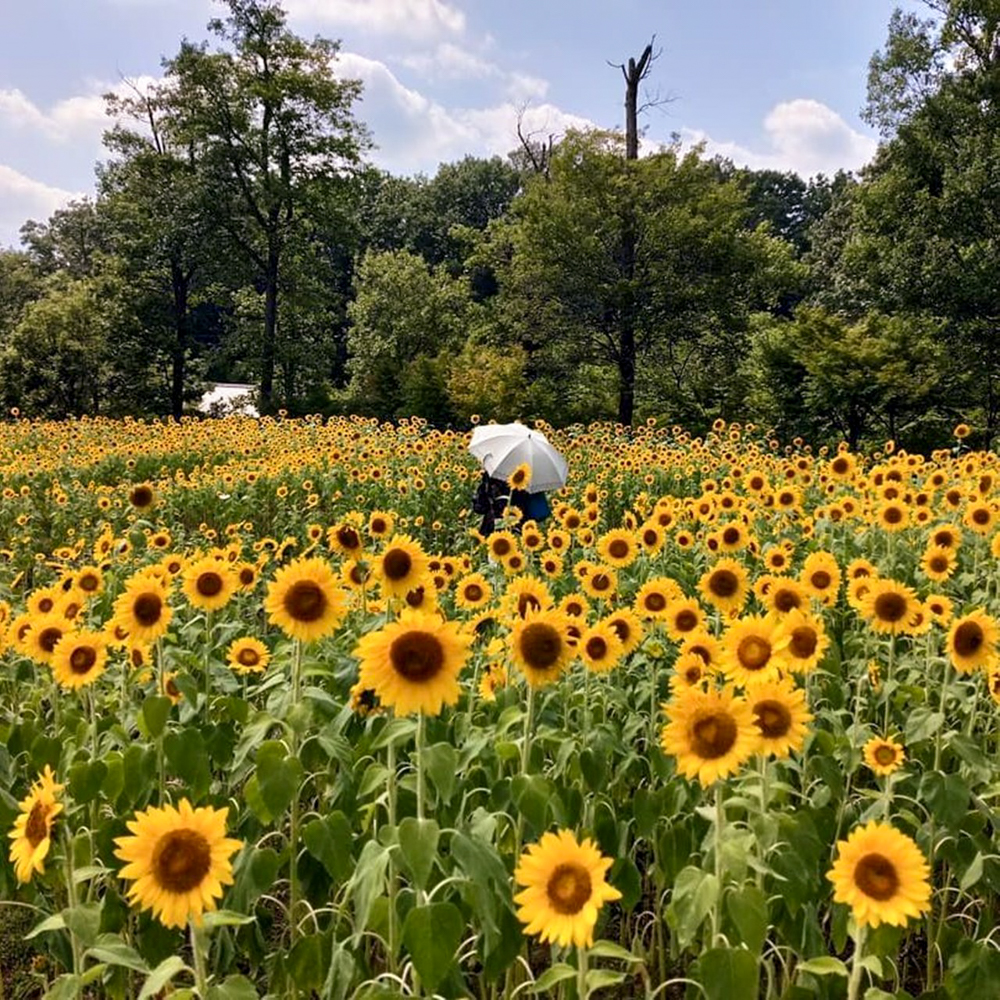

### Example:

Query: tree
xmin=0 ymin=251 xmax=42 ymax=343
xmin=159 ymin=0 xmax=368 ymax=413
xmin=19 ymin=200 xmax=109 ymax=279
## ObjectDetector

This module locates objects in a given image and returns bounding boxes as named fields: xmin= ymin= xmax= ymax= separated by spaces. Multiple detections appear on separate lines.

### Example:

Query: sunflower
xmin=671 ymin=652 xmax=712 ymax=691
xmin=355 ymin=609 xmax=471 ymax=716
xmin=721 ymin=614 xmax=790 ymax=685
xmin=597 ymin=528 xmax=638 ymax=568
xmin=115 ymin=799 xmax=242 ymax=929
xmin=264 ymin=557 xmax=346 ymax=642
xmin=697 ymin=559 xmax=748 ymax=614
xmin=513 ymin=830 xmax=621 ymax=949
xmin=328 ymin=520 xmax=366 ymax=558
xmin=540 ymin=552 xmax=564 ymax=578
xmin=827 ymin=821 xmax=930 ymax=928
xmin=861 ymin=579 xmax=920 ymax=635
xmin=633 ymin=577 xmax=682 ymax=622
xmin=367 ymin=510 xmax=395 ymax=540
xmin=947 ymin=609 xmax=999 ymax=673
xmin=503 ymin=577 xmax=553 ymax=620
xmin=74 ymin=565 xmax=104 ymax=597
xmin=747 ymin=677 xmax=812 ymax=758
xmin=455 ymin=572 xmax=492 ymax=610
xmin=403 ymin=584 xmax=438 ymax=612
xmin=487 ymin=530 xmax=519 ymax=562
xmin=877 ymin=501 xmax=910 ymax=533
xmin=864 ymin=736 xmax=906 ymax=776
xmin=26 ymin=613 xmax=69 ymax=666
xmin=601 ymin=609 xmax=644 ymax=655
xmin=637 ymin=521 xmax=665 ymax=556
xmin=581 ymin=564 xmax=618 ymax=601
xmin=8 ymin=766 xmax=63 ymax=884
xmin=509 ymin=608 xmax=575 ymax=688
xmin=800 ymin=551 xmax=841 ymax=606
xmin=926 ymin=594 xmax=953 ymax=626
xmin=182 ymin=557 xmax=237 ymax=612
xmin=227 ymin=637 xmax=270 ymax=675
xmin=577 ymin=623 xmax=624 ymax=673
xmin=507 ymin=463 xmax=532 ymax=491
xmin=765 ymin=578 xmax=808 ymax=616
xmin=928 ymin=525 xmax=961 ymax=551
xmin=920 ymin=546 xmax=956 ymax=582
xmin=111 ymin=573 xmax=173 ymax=645
xmin=963 ymin=501 xmax=995 ymax=536
xmin=662 ymin=597 xmax=704 ymax=642
xmin=781 ymin=608 xmax=829 ymax=674
xmin=763 ymin=546 xmax=791 ymax=574
xmin=51 ymin=631 xmax=108 ymax=690
xmin=372 ymin=535 xmax=431 ymax=599
xmin=128 ymin=483 xmax=156 ymax=510
xmin=716 ymin=521 xmax=749 ymax=553
xmin=661 ymin=685 xmax=757 ymax=786
xmin=681 ymin=630 xmax=724 ymax=671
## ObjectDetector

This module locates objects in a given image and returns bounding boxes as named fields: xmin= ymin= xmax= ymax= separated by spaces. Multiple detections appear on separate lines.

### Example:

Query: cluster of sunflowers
xmin=3 ymin=415 xmax=1000 ymax=999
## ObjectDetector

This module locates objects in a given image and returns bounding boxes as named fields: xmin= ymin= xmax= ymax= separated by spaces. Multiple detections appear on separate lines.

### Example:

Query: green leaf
xmin=254 ymin=740 xmax=303 ymax=817
xmin=726 ymin=884 xmax=769 ymax=955
xmin=164 ymin=729 xmax=211 ymax=799
xmin=421 ymin=742 xmax=457 ymax=805
xmin=959 ymin=851 xmax=984 ymax=891
xmin=142 ymin=696 xmax=172 ymax=739
xmin=946 ymin=937 xmax=1000 ymax=996
xmin=920 ymin=772 xmax=969 ymax=829
xmin=44 ymin=975 xmax=83 ymax=1000
xmin=609 ymin=857 xmax=642 ymax=912
xmin=138 ymin=956 xmax=190 ymax=1000
xmin=287 ymin=934 xmax=328 ymax=992
xmin=401 ymin=903 xmax=463 ymax=992
xmin=579 ymin=747 xmax=606 ymax=791
xmin=26 ymin=913 xmax=66 ymax=939
xmin=68 ymin=760 xmax=107 ymax=804
xmin=201 ymin=910 xmax=255 ymax=929
xmin=587 ymin=940 xmax=642 ymax=963
xmin=85 ymin=934 xmax=149 ymax=973
xmin=396 ymin=817 xmax=439 ymax=892
xmin=585 ymin=969 xmax=626 ymax=991
xmin=527 ymin=963 xmax=577 ymax=993
xmin=205 ymin=975 xmax=260 ymax=1000
xmin=302 ymin=811 xmax=353 ymax=882
xmin=64 ymin=902 xmax=102 ymax=948
xmin=797 ymin=956 xmax=849 ymax=977
xmin=348 ymin=841 xmax=391 ymax=943
xmin=694 ymin=946 xmax=760 ymax=1000
xmin=665 ymin=866 xmax=719 ymax=951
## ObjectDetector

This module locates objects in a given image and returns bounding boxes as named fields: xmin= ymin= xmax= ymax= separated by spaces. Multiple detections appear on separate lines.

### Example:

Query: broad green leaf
xmin=254 ymin=740 xmax=303 ymax=817
xmin=797 ymin=956 xmax=849 ymax=977
xmin=85 ymin=935 xmax=149 ymax=973
xmin=396 ymin=817 xmax=439 ymax=892
xmin=26 ymin=913 xmax=66 ymax=939
xmin=202 ymin=910 xmax=255 ymax=929
xmin=587 ymin=940 xmax=642 ymax=963
xmin=142 ymin=696 xmax=172 ymax=739
xmin=401 ymin=902 xmax=463 ymax=992
xmin=726 ymin=883 xmax=769 ymax=955
xmin=302 ymin=811 xmax=353 ymax=882
xmin=348 ymin=841 xmax=391 ymax=943
xmin=421 ymin=742 xmax=457 ymax=804
xmin=64 ymin=902 xmax=102 ymax=948
xmin=665 ymin=866 xmax=719 ymax=950
xmin=694 ymin=946 xmax=759 ymax=1000
xmin=205 ymin=975 xmax=260 ymax=1000
xmin=527 ymin=963 xmax=577 ymax=993
xmin=68 ymin=760 xmax=107 ymax=804
xmin=138 ymin=956 xmax=190 ymax=1000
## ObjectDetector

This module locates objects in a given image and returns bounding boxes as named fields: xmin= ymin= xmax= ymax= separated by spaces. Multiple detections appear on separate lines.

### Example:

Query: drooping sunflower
xmin=781 ymin=608 xmax=829 ymax=674
xmin=660 ymin=685 xmax=758 ymax=786
xmin=633 ymin=578 xmax=683 ymax=622
xmin=697 ymin=558 xmax=748 ymax=615
xmin=355 ymin=609 xmax=471 ymax=715
xmin=513 ymin=829 xmax=622 ymax=949
xmin=577 ymin=622 xmax=624 ymax=674
xmin=601 ymin=609 xmax=644 ymax=656
xmin=746 ymin=677 xmax=812 ymax=759
xmin=864 ymin=736 xmax=906 ymax=776
xmin=720 ymin=614 xmax=790 ymax=686
xmin=115 ymin=799 xmax=242 ymax=929
xmin=111 ymin=573 xmax=173 ymax=645
xmin=25 ymin=613 xmax=70 ymax=666
xmin=8 ymin=765 xmax=63 ymax=884
xmin=51 ymin=631 xmax=108 ymax=690
xmin=827 ymin=821 xmax=930 ymax=928
xmin=947 ymin=609 xmax=999 ymax=673
xmin=861 ymin=579 xmax=920 ymax=635
xmin=182 ymin=556 xmax=237 ymax=612
xmin=509 ymin=608 xmax=575 ymax=688
xmin=264 ymin=557 xmax=346 ymax=642
xmin=227 ymin=637 xmax=270 ymax=675
xmin=503 ymin=577 xmax=553 ymax=620
xmin=671 ymin=651 xmax=712 ymax=691
xmin=596 ymin=528 xmax=638 ymax=568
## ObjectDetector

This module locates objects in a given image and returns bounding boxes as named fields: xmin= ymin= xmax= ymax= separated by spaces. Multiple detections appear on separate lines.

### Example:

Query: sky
xmin=0 ymin=0 xmax=926 ymax=249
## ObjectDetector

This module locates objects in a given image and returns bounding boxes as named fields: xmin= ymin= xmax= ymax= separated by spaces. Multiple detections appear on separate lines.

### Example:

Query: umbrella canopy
xmin=468 ymin=423 xmax=568 ymax=493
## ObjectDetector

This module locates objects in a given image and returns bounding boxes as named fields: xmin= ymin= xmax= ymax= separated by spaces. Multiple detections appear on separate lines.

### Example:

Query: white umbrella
xmin=468 ymin=423 xmax=568 ymax=492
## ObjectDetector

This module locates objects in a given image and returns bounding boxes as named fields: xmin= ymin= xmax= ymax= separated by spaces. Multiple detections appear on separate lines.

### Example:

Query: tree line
xmin=0 ymin=0 xmax=996 ymax=451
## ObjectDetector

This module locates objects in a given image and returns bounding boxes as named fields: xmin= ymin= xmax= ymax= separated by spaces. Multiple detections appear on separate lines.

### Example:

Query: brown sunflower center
xmin=608 ymin=539 xmax=629 ymax=559
xmin=337 ymin=527 xmax=361 ymax=550
xmin=237 ymin=647 xmax=260 ymax=666
xmin=737 ymin=636 xmax=771 ymax=671
xmin=25 ymin=801 xmax=49 ymax=847
xmin=709 ymin=570 xmax=738 ymax=598
xmin=674 ymin=609 xmax=698 ymax=632
xmin=39 ymin=627 xmax=63 ymax=654
xmin=831 ymin=457 xmax=849 ymax=475
xmin=883 ymin=507 xmax=903 ymax=524
xmin=130 ymin=486 xmax=154 ymax=508
xmin=774 ymin=589 xmax=801 ymax=613
xmin=853 ymin=853 xmax=899 ymax=901
xmin=79 ymin=573 xmax=99 ymax=592
xmin=464 ymin=584 xmax=483 ymax=603
xmin=133 ymin=594 xmax=163 ymax=627
xmin=389 ymin=631 xmax=444 ymax=682
xmin=151 ymin=829 xmax=213 ymax=894
xmin=590 ymin=573 xmax=612 ymax=593
xmin=973 ymin=508 xmax=991 ymax=525
xmin=642 ymin=529 xmax=658 ymax=546
xmin=405 ymin=587 xmax=427 ymax=608
xmin=131 ymin=648 xmax=145 ymax=668
xmin=196 ymin=572 xmax=223 ymax=597
xmin=874 ymin=593 xmax=908 ymax=623
xmin=491 ymin=538 xmax=512 ymax=557
xmin=789 ymin=626 xmax=818 ymax=659
xmin=283 ymin=581 xmax=326 ymax=622
xmin=383 ymin=548 xmax=414 ymax=580
xmin=810 ymin=570 xmax=832 ymax=590
xmin=519 ymin=622 xmax=562 ymax=670
xmin=722 ymin=527 xmax=740 ymax=545
xmin=38 ymin=597 xmax=54 ymax=613
xmin=69 ymin=646 xmax=97 ymax=674
xmin=585 ymin=636 xmax=608 ymax=660
xmin=929 ymin=557 xmax=948 ymax=573
xmin=371 ymin=517 xmax=386 ymax=534
xmin=683 ymin=665 xmax=703 ymax=684
xmin=546 ymin=862 xmax=592 ymax=915
xmin=953 ymin=621 xmax=984 ymax=657
xmin=691 ymin=710 xmax=739 ymax=759
xmin=644 ymin=593 xmax=667 ymax=613
xmin=874 ymin=745 xmax=897 ymax=766
xmin=754 ymin=699 xmax=791 ymax=738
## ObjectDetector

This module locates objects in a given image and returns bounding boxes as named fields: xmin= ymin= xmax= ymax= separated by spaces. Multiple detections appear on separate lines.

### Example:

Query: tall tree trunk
xmin=170 ymin=262 xmax=188 ymax=420
xmin=261 ymin=238 xmax=279 ymax=415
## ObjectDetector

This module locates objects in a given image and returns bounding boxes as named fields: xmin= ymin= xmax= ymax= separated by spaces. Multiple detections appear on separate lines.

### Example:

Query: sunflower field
xmin=3 ymin=414 xmax=1000 ymax=1000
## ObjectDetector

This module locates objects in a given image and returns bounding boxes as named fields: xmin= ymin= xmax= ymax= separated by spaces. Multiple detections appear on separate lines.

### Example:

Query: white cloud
xmin=286 ymin=0 xmax=464 ymax=40
xmin=505 ymin=72 xmax=549 ymax=102
xmin=337 ymin=51 xmax=590 ymax=173
xmin=678 ymin=99 xmax=878 ymax=178
xmin=401 ymin=42 xmax=498 ymax=80
xmin=0 ymin=166 xmax=83 ymax=248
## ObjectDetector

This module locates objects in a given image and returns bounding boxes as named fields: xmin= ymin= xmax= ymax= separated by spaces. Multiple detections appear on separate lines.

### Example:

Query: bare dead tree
xmin=515 ymin=105 xmax=556 ymax=180
xmin=609 ymin=37 xmax=672 ymax=159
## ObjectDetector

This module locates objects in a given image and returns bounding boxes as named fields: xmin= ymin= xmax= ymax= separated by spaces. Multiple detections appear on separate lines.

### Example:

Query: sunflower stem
xmin=62 ymin=828 xmax=83 ymax=997
xmin=416 ymin=711 xmax=426 ymax=823
xmin=155 ymin=638 xmax=166 ymax=805
xmin=883 ymin=634 xmax=896 ymax=733
xmin=190 ymin=920 xmax=209 ymax=996
xmin=288 ymin=639 xmax=303 ymax=952
xmin=712 ymin=783 xmax=725 ymax=946
xmin=521 ymin=683 xmax=535 ymax=777
xmin=203 ymin=611 xmax=212 ymax=712
xmin=846 ymin=924 xmax=867 ymax=1000
xmin=387 ymin=738 xmax=399 ymax=974
xmin=576 ymin=945 xmax=588 ymax=1000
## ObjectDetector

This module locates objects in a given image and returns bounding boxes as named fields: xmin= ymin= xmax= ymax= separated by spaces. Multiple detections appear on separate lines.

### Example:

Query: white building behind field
xmin=197 ymin=383 xmax=259 ymax=417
